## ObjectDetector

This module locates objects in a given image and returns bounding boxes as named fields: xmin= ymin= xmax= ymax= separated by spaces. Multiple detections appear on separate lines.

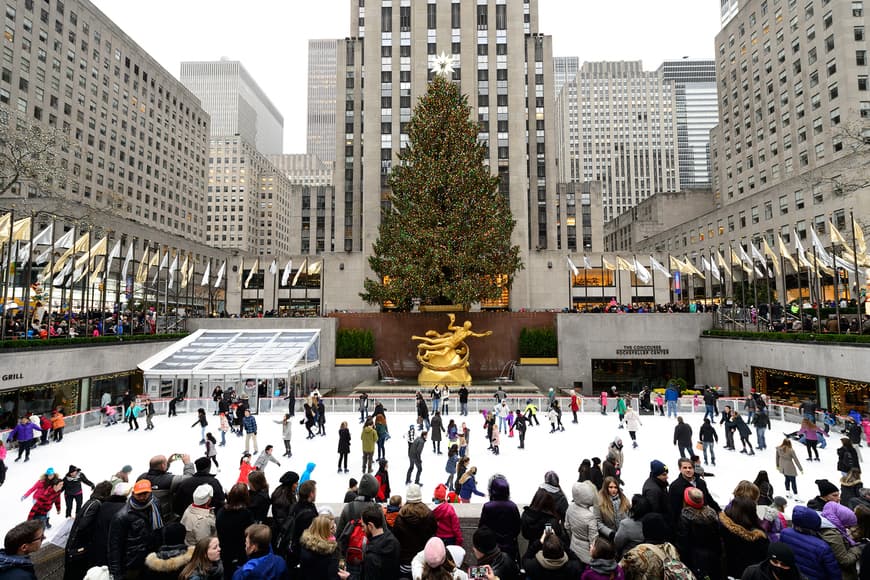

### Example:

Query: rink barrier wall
xmin=0 ymin=395 xmax=828 ymax=443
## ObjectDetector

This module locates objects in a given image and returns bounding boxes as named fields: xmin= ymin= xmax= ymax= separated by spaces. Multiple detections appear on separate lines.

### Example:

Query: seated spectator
xmin=142 ymin=523 xmax=193 ymax=580
xmin=780 ymin=506 xmax=841 ymax=580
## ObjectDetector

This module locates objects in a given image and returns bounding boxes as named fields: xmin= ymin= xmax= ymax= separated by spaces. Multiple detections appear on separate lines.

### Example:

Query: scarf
xmin=535 ymin=550 xmax=569 ymax=570
xmin=129 ymin=495 xmax=163 ymax=530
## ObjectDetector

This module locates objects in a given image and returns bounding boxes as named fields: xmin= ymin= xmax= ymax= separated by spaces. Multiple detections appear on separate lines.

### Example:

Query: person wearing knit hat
xmin=471 ymin=526 xmax=520 ymax=579
xmin=405 ymin=483 xmax=423 ymax=503
xmin=422 ymin=536 xmax=446 ymax=568
xmin=742 ymin=541 xmax=802 ymax=580
xmin=780 ymin=506 xmax=841 ymax=579
xmin=180 ymin=485 xmax=215 ymax=546
xmin=820 ymin=500 xmax=861 ymax=577
xmin=677 ymin=487 xmax=721 ymax=579
xmin=641 ymin=460 xmax=671 ymax=519
xmin=806 ymin=478 xmax=840 ymax=511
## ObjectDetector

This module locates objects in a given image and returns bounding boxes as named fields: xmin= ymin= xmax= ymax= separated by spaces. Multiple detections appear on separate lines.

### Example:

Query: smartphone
xmin=469 ymin=567 xmax=486 ymax=579
xmin=338 ymin=559 xmax=346 ymax=571
xmin=170 ymin=453 xmax=182 ymax=461
xmin=544 ymin=523 xmax=553 ymax=534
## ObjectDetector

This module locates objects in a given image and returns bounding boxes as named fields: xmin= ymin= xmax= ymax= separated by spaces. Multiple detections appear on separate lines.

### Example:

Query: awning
xmin=138 ymin=329 xmax=320 ymax=379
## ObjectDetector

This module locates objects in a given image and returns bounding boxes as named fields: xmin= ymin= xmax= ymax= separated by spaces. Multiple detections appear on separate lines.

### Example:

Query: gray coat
xmin=430 ymin=414 xmax=444 ymax=442
xmin=408 ymin=438 xmax=424 ymax=462
xmin=776 ymin=445 xmax=803 ymax=477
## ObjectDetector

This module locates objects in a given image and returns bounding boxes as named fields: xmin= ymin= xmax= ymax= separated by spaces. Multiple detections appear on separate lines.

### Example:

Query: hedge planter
xmin=335 ymin=358 xmax=374 ymax=366
xmin=519 ymin=357 xmax=559 ymax=365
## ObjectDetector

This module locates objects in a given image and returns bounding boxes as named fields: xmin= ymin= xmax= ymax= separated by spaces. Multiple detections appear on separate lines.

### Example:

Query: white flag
xmin=19 ymin=223 xmax=53 ymax=264
xmin=168 ymin=254 xmax=179 ymax=289
xmin=751 ymin=242 xmax=765 ymax=264
xmin=121 ymin=244 xmax=134 ymax=280
xmin=566 ymin=257 xmax=579 ymax=277
xmin=292 ymin=257 xmax=308 ymax=286
xmin=105 ymin=240 xmax=121 ymax=274
xmin=795 ymin=231 xmax=813 ymax=269
xmin=634 ymin=258 xmax=652 ymax=284
xmin=52 ymin=260 xmax=72 ymax=287
xmin=583 ymin=256 xmax=592 ymax=270
xmin=200 ymin=261 xmax=211 ymax=287
xmin=710 ymin=257 xmax=721 ymax=282
xmin=701 ymin=256 xmax=710 ymax=273
xmin=179 ymin=254 xmax=190 ymax=289
xmin=649 ymin=255 xmax=671 ymax=278
xmin=214 ymin=261 xmax=226 ymax=288
xmin=281 ymin=259 xmax=293 ymax=286
xmin=153 ymin=251 xmax=168 ymax=284
xmin=810 ymin=227 xmax=833 ymax=267
xmin=37 ymin=228 xmax=74 ymax=266
xmin=244 ymin=258 xmax=259 ymax=289
xmin=269 ymin=259 xmax=278 ymax=276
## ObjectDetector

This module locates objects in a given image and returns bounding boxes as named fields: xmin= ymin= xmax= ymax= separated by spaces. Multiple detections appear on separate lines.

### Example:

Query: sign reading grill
xmin=615 ymin=345 xmax=670 ymax=356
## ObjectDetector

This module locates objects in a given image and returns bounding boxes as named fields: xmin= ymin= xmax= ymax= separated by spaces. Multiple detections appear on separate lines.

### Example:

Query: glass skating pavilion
xmin=138 ymin=329 xmax=320 ymax=410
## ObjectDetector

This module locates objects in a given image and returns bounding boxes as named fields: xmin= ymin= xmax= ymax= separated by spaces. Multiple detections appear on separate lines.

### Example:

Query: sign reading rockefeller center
xmin=615 ymin=345 xmax=670 ymax=356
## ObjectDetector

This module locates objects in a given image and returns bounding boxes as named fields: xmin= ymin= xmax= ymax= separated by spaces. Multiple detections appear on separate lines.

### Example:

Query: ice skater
xmin=524 ymin=399 xmax=540 ymax=426
xmin=624 ymin=406 xmax=642 ymax=448
xmin=192 ymin=408 xmax=208 ymax=444
xmin=205 ymin=432 xmax=220 ymax=471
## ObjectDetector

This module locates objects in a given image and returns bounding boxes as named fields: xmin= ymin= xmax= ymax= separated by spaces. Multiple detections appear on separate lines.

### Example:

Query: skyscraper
xmin=307 ymin=39 xmax=337 ymax=163
xmin=659 ymin=59 xmax=718 ymax=190
xmin=557 ymin=61 xmax=680 ymax=223
xmin=331 ymin=0 xmax=565 ymax=310
xmin=180 ymin=59 xmax=284 ymax=155
xmin=554 ymin=56 xmax=579 ymax=96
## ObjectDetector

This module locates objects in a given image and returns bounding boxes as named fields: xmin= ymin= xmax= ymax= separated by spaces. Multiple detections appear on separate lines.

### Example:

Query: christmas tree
xmin=361 ymin=68 xmax=522 ymax=310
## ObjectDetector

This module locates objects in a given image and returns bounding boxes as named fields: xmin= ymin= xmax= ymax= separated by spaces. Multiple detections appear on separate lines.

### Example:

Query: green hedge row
xmin=336 ymin=328 xmax=375 ymax=358
xmin=519 ymin=327 xmax=558 ymax=357
xmin=704 ymin=329 xmax=870 ymax=344
xmin=0 ymin=333 xmax=188 ymax=350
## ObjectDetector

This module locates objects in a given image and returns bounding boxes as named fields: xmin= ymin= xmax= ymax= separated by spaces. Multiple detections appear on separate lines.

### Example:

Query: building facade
xmin=553 ymin=55 xmax=578 ymax=96
xmin=659 ymin=59 xmax=718 ymax=190
xmin=180 ymin=60 xmax=284 ymax=156
xmin=0 ymin=0 xmax=211 ymax=243
xmin=557 ymin=61 xmax=680 ymax=224
xmin=631 ymin=0 xmax=870 ymax=306
xmin=330 ymin=0 xmax=576 ymax=311
xmin=267 ymin=153 xmax=334 ymax=187
xmin=307 ymin=39 xmax=337 ymax=163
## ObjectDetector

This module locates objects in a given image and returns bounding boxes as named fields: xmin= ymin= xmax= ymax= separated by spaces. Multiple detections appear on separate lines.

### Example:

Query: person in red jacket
xmin=374 ymin=458 xmax=391 ymax=503
xmin=237 ymin=452 xmax=255 ymax=485
xmin=22 ymin=468 xmax=63 ymax=528
xmin=570 ymin=390 xmax=581 ymax=424
xmin=432 ymin=484 xmax=463 ymax=547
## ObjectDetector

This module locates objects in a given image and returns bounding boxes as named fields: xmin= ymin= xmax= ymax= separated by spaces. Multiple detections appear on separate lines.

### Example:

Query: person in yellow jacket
xmin=361 ymin=418 xmax=378 ymax=474
xmin=524 ymin=399 xmax=540 ymax=426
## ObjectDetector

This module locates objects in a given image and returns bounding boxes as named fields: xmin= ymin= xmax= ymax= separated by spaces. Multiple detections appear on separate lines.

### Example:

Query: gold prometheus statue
xmin=412 ymin=314 xmax=492 ymax=385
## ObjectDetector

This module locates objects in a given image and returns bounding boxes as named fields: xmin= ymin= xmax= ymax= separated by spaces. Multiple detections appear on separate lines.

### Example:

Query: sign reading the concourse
xmin=615 ymin=345 xmax=670 ymax=356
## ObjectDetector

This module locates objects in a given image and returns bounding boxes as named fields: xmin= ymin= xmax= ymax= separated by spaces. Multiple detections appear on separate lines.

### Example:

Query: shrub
xmin=519 ymin=327 xmax=558 ymax=357
xmin=336 ymin=328 xmax=375 ymax=358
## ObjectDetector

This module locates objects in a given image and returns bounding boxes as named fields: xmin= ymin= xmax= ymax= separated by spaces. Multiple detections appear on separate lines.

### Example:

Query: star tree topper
xmin=430 ymin=51 xmax=458 ymax=78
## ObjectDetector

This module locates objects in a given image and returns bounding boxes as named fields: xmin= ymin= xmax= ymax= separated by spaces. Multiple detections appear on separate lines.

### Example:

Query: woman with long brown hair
xmin=179 ymin=536 xmax=223 ymax=580
xmin=594 ymin=476 xmax=631 ymax=540
xmin=776 ymin=437 xmax=804 ymax=501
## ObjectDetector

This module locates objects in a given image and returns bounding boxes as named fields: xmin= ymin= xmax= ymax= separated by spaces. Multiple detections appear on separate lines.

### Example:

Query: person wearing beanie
xmin=343 ymin=478 xmax=359 ymax=504
xmin=668 ymin=458 xmax=721 ymax=526
xmin=143 ymin=522 xmax=192 ymax=579
xmin=819 ymin=501 xmax=862 ymax=579
xmin=641 ymin=460 xmax=670 ymax=520
xmin=619 ymin=513 xmax=682 ymax=578
xmin=472 ymin=526 xmax=520 ymax=580
xmin=410 ymin=536 xmax=456 ymax=579
xmin=780 ymin=505 xmax=841 ymax=579
xmin=540 ymin=471 xmax=570 ymax=521
xmin=392 ymin=484 xmax=436 ymax=578
xmin=741 ymin=541 xmax=803 ymax=580
xmin=110 ymin=465 xmax=133 ymax=488
xmin=172 ymin=457 xmax=226 ymax=516
xmin=270 ymin=471 xmax=299 ymax=534
xmin=336 ymin=472 xmax=385 ymax=572
xmin=21 ymin=469 xmax=63 ymax=529
xmin=675 ymin=487 xmax=721 ymax=580
xmin=62 ymin=465 xmax=96 ymax=518
xmin=180 ymin=484 xmax=216 ymax=546
xmin=806 ymin=478 xmax=840 ymax=511
xmin=432 ymin=483 xmax=463 ymax=547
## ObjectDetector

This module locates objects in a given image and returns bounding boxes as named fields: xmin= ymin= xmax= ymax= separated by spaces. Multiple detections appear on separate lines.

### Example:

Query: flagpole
xmin=47 ymin=220 xmax=57 ymax=332
xmin=832 ymin=236 xmax=841 ymax=331
xmin=21 ymin=212 xmax=35 ymax=335
xmin=851 ymin=211 xmax=863 ymax=334
xmin=0 ymin=209 xmax=14 ymax=341
xmin=667 ymin=253 xmax=673 ymax=305
xmin=273 ymin=261 xmax=278 ymax=315
xmin=583 ymin=257 xmax=588 ymax=308
xmin=599 ymin=255 xmax=605 ymax=308
xmin=764 ymin=253 xmax=773 ymax=329
xmin=650 ymin=255 xmax=657 ymax=308
xmin=795 ymin=244 xmax=803 ymax=322
xmin=813 ymin=244 xmax=823 ymax=331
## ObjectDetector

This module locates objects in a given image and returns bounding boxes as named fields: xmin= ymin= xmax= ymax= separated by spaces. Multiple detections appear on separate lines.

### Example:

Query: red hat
xmin=684 ymin=487 xmax=704 ymax=509
xmin=433 ymin=483 xmax=447 ymax=501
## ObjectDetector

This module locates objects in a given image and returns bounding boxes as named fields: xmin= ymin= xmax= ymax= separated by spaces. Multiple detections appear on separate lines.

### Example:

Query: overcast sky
xmin=92 ymin=1 xmax=720 ymax=153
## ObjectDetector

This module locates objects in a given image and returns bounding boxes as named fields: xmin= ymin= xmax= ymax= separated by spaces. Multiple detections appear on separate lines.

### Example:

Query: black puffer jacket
xmin=88 ymin=495 xmax=127 ymax=568
xmin=676 ymin=506 xmax=723 ymax=580
xmin=64 ymin=497 xmax=102 ymax=563
xmin=107 ymin=500 xmax=162 ymax=578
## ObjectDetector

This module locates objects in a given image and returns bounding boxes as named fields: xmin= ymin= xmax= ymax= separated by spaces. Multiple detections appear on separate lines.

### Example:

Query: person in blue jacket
xmin=299 ymin=462 xmax=316 ymax=484
xmin=232 ymin=523 xmax=287 ymax=579
xmin=779 ymin=505 xmax=841 ymax=580
xmin=458 ymin=466 xmax=485 ymax=503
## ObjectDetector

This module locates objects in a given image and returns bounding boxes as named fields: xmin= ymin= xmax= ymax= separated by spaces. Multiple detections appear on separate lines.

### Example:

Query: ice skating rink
xmin=2 ymin=407 xmax=839 ymax=541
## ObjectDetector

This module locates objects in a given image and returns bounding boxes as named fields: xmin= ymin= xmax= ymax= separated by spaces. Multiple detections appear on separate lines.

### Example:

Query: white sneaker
xmin=786 ymin=492 xmax=792 ymax=499
xmin=794 ymin=496 xmax=802 ymax=503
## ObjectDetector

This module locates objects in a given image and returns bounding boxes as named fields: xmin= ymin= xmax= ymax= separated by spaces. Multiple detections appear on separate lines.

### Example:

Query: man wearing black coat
xmin=668 ymin=458 xmax=721 ymax=525
xmin=286 ymin=480 xmax=318 ymax=572
xmin=107 ymin=481 xmax=163 ymax=579
xmin=360 ymin=506 xmax=400 ymax=580
xmin=641 ymin=460 xmax=671 ymax=522
xmin=136 ymin=454 xmax=195 ymax=523
xmin=459 ymin=386 xmax=469 ymax=416
xmin=172 ymin=457 xmax=226 ymax=516
xmin=673 ymin=416 xmax=694 ymax=459
xmin=406 ymin=431 xmax=426 ymax=485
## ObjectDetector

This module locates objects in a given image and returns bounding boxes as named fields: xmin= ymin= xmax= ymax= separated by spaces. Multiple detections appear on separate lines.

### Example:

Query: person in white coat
xmin=624 ymin=407 xmax=643 ymax=448
xmin=564 ymin=480 xmax=599 ymax=564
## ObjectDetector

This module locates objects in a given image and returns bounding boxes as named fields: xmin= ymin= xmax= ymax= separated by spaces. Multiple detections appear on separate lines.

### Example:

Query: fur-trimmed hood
xmin=719 ymin=511 xmax=767 ymax=542
xmin=144 ymin=545 xmax=193 ymax=572
xmin=299 ymin=531 xmax=338 ymax=556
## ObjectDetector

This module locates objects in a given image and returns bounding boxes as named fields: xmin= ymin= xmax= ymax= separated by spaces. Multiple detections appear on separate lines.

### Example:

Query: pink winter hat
xmin=423 ymin=537 xmax=446 ymax=567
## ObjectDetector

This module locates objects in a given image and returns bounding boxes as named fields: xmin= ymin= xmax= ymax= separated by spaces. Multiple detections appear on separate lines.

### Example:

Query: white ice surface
xmin=2 ymin=408 xmax=841 ymax=541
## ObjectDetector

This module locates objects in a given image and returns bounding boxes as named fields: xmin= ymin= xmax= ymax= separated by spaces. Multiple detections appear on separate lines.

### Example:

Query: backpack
xmin=647 ymin=544 xmax=697 ymax=580
xmin=274 ymin=512 xmax=297 ymax=556
xmin=339 ymin=517 xmax=368 ymax=565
